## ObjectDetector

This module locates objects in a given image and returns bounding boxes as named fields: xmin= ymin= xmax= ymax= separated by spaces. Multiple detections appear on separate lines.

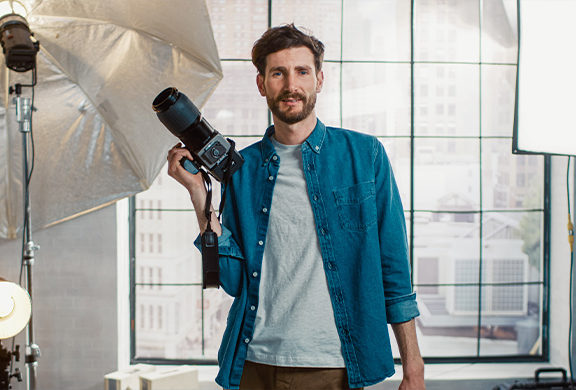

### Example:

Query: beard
xmin=267 ymin=90 xmax=317 ymax=125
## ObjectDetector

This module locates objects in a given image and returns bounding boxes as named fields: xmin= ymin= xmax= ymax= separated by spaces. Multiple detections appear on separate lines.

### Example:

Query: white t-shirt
xmin=245 ymin=136 xmax=345 ymax=367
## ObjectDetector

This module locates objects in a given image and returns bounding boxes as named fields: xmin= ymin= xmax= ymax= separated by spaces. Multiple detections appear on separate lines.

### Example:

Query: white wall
xmin=0 ymin=204 xmax=118 ymax=390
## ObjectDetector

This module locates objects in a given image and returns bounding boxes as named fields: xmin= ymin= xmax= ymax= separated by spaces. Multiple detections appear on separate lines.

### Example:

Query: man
xmin=167 ymin=24 xmax=425 ymax=390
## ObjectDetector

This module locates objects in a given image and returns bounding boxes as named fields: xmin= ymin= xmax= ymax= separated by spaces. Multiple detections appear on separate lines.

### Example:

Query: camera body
xmin=153 ymin=87 xmax=244 ymax=182
xmin=192 ymin=130 xmax=239 ymax=181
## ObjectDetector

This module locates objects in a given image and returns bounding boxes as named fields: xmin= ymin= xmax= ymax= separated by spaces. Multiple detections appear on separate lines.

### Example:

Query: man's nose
xmin=284 ymin=72 xmax=298 ymax=91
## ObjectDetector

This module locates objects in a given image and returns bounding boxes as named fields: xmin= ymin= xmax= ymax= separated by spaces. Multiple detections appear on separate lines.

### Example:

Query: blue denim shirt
xmin=197 ymin=119 xmax=419 ymax=389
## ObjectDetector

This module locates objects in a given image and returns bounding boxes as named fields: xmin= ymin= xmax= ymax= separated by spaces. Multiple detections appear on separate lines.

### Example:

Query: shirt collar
xmin=260 ymin=118 xmax=326 ymax=161
xmin=304 ymin=119 xmax=326 ymax=154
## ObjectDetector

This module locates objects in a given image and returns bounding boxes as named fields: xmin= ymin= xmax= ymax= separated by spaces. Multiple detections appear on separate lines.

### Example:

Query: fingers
xmin=166 ymin=144 xmax=206 ymax=196
xmin=166 ymin=144 xmax=201 ymax=189
xmin=167 ymin=144 xmax=192 ymax=166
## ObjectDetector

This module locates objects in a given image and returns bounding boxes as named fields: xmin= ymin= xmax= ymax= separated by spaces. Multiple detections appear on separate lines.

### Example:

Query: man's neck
xmin=272 ymin=113 xmax=317 ymax=145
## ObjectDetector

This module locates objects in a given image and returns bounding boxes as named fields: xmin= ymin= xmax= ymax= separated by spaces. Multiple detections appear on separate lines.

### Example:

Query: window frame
xmin=129 ymin=0 xmax=550 ymax=365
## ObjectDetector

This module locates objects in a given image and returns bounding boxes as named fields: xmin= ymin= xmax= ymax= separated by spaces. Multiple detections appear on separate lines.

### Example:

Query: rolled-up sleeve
xmin=385 ymin=292 xmax=420 ymax=323
xmin=194 ymin=225 xmax=245 ymax=297
xmin=373 ymin=138 xmax=420 ymax=323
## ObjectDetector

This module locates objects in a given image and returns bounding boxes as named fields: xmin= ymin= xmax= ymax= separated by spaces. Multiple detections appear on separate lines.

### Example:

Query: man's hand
xmin=399 ymin=368 xmax=425 ymax=390
xmin=391 ymin=319 xmax=425 ymax=390
xmin=167 ymin=143 xmax=205 ymax=194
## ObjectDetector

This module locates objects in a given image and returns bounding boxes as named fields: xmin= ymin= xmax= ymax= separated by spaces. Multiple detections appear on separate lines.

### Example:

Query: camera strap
xmin=200 ymin=169 xmax=219 ymax=289
xmin=199 ymin=138 xmax=237 ymax=289
xmin=200 ymin=169 xmax=213 ymax=230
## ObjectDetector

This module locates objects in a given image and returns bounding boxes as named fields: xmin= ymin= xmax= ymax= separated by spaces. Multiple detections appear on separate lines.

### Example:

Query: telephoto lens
xmin=153 ymin=87 xmax=244 ymax=182
xmin=153 ymin=87 xmax=214 ymax=151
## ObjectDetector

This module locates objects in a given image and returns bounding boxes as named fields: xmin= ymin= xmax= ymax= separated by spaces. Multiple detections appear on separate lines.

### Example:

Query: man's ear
xmin=316 ymin=70 xmax=324 ymax=93
xmin=256 ymin=74 xmax=266 ymax=96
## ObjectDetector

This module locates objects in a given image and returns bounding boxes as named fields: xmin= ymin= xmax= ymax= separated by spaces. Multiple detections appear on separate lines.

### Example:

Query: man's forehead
xmin=265 ymin=46 xmax=315 ymax=69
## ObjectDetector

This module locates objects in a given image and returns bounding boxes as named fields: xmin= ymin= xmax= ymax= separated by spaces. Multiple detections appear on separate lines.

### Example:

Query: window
xmin=131 ymin=0 xmax=548 ymax=364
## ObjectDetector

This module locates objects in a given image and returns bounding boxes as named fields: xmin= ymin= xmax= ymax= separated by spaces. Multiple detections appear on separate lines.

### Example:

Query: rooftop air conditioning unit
xmin=140 ymin=366 xmax=199 ymax=390
xmin=104 ymin=364 xmax=156 ymax=390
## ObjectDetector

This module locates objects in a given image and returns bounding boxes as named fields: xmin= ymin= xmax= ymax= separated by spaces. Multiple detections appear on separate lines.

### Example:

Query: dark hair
xmin=252 ymin=24 xmax=325 ymax=76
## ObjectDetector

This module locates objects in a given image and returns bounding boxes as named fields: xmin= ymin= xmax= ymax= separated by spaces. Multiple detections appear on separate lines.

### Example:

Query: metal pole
xmin=14 ymin=91 xmax=40 ymax=390
xmin=572 ymin=159 xmax=576 ymax=388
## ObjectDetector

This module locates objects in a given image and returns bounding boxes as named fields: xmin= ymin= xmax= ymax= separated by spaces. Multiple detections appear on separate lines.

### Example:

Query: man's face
xmin=257 ymin=46 xmax=324 ymax=125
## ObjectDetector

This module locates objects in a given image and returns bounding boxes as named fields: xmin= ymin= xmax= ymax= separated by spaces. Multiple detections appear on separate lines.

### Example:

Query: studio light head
xmin=0 ymin=13 xmax=39 ymax=72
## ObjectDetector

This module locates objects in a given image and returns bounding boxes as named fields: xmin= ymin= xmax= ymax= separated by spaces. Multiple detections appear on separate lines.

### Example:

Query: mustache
xmin=276 ymin=91 xmax=306 ymax=102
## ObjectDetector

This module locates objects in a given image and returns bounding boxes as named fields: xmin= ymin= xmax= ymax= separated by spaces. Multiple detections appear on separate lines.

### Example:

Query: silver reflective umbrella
xmin=0 ymin=0 xmax=222 ymax=239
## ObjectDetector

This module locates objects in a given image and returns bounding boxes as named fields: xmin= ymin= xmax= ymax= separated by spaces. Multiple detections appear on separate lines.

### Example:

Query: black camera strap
xmin=199 ymin=139 xmax=237 ymax=289
xmin=200 ymin=169 xmax=219 ymax=289
xmin=200 ymin=169 xmax=213 ymax=229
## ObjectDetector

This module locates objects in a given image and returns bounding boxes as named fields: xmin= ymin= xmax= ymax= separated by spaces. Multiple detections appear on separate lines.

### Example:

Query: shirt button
xmin=320 ymin=228 xmax=326 ymax=235
xmin=262 ymin=207 xmax=268 ymax=213
xmin=244 ymin=338 xmax=250 ymax=344
xmin=268 ymin=175 xmax=274 ymax=181
xmin=250 ymin=305 xmax=256 ymax=311
xmin=313 ymin=195 xmax=318 ymax=201
xmin=258 ymin=240 xmax=264 ymax=246
xmin=315 ymin=146 xmax=320 ymax=151
xmin=272 ymin=155 xmax=278 ymax=161
xmin=252 ymin=272 xmax=258 ymax=278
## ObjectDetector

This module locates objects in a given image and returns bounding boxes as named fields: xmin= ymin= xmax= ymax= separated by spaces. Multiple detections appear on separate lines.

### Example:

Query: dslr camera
xmin=153 ymin=87 xmax=244 ymax=289
xmin=153 ymin=87 xmax=244 ymax=182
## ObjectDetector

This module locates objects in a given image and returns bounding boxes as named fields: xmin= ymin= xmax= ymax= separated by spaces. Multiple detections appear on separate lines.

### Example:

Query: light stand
xmin=0 ymin=10 xmax=40 ymax=390
xmin=12 ymin=81 xmax=40 ymax=390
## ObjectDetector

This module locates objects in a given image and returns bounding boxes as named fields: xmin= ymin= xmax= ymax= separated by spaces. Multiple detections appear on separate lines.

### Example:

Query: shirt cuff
xmin=193 ymin=225 xmax=243 ymax=258
xmin=386 ymin=292 xmax=420 ymax=324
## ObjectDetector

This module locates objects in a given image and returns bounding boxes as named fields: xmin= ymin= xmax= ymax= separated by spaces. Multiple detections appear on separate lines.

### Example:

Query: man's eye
xmin=299 ymin=70 xmax=309 ymax=75
xmin=272 ymin=71 xmax=282 ymax=77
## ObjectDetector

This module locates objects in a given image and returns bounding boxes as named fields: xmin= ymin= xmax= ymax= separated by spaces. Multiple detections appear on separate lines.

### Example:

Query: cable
xmin=567 ymin=156 xmax=574 ymax=389
xmin=27 ymin=66 xmax=36 ymax=184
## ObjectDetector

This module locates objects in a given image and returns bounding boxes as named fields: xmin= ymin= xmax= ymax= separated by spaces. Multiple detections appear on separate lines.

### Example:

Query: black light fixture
xmin=0 ymin=12 xmax=38 ymax=72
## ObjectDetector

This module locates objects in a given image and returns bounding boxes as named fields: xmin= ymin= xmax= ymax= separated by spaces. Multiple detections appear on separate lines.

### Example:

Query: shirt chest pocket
xmin=332 ymin=181 xmax=377 ymax=232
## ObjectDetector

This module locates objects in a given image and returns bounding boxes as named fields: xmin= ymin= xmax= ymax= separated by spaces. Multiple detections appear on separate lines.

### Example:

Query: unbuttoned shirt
xmin=195 ymin=119 xmax=419 ymax=390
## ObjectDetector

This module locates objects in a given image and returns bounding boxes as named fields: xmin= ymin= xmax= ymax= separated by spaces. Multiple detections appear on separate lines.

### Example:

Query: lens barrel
xmin=153 ymin=87 xmax=216 ymax=151
xmin=153 ymin=87 xmax=201 ymax=135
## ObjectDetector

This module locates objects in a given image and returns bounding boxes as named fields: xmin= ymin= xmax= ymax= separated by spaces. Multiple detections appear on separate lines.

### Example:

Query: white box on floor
xmin=140 ymin=366 xmax=199 ymax=390
xmin=104 ymin=364 xmax=156 ymax=390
